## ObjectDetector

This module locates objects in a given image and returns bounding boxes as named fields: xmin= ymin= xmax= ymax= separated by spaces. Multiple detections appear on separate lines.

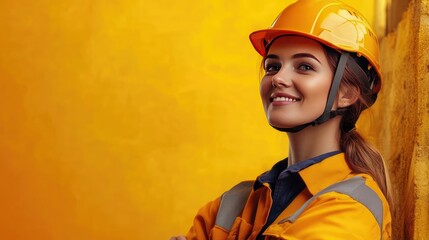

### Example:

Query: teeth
xmin=273 ymin=97 xmax=298 ymax=102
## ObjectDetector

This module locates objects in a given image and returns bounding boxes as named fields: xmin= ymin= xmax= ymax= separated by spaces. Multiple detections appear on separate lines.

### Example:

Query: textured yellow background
xmin=377 ymin=1 xmax=429 ymax=239
xmin=0 ymin=1 xmax=374 ymax=239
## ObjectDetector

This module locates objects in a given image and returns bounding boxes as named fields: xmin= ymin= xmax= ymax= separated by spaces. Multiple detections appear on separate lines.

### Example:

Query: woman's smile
xmin=270 ymin=91 xmax=301 ymax=106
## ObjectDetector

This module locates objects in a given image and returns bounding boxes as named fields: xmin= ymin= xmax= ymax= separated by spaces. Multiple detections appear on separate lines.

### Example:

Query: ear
xmin=337 ymin=85 xmax=359 ymax=108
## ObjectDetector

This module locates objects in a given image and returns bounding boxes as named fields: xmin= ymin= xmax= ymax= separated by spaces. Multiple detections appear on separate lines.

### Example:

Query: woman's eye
xmin=297 ymin=63 xmax=314 ymax=72
xmin=265 ymin=64 xmax=281 ymax=74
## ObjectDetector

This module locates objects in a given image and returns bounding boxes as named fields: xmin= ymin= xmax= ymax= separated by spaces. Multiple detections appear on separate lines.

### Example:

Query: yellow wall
xmin=376 ymin=1 xmax=429 ymax=239
xmin=0 ymin=1 xmax=375 ymax=239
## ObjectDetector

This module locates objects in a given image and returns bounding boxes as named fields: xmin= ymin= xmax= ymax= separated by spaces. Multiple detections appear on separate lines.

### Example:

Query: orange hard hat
xmin=249 ymin=0 xmax=381 ymax=92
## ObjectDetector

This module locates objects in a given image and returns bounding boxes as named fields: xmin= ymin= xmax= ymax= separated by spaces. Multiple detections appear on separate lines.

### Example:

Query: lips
xmin=273 ymin=96 xmax=298 ymax=102
xmin=270 ymin=92 xmax=301 ymax=103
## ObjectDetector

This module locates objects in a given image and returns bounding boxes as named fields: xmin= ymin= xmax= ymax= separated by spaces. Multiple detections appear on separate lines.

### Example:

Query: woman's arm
xmin=169 ymin=236 xmax=186 ymax=240
xmin=185 ymin=197 xmax=222 ymax=240
xmin=170 ymin=197 xmax=222 ymax=240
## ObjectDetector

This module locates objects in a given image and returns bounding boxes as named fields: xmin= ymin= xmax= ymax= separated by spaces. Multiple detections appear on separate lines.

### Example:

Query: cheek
xmin=304 ymin=76 xmax=332 ymax=101
xmin=295 ymin=76 xmax=332 ymax=114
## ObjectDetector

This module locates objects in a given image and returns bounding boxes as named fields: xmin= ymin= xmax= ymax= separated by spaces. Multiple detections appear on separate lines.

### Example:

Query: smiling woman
xmin=171 ymin=0 xmax=392 ymax=239
xmin=0 ymin=0 xmax=392 ymax=239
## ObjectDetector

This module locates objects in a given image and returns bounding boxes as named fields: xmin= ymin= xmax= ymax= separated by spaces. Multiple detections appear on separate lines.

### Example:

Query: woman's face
xmin=260 ymin=36 xmax=335 ymax=129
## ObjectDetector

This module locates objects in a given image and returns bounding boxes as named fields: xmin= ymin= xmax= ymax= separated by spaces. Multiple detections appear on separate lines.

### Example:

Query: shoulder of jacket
xmin=215 ymin=181 xmax=254 ymax=231
xmin=282 ymin=176 xmax=384 ymax=239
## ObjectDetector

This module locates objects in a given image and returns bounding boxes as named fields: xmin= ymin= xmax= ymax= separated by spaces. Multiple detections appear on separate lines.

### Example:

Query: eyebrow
xmin=264 ymin=54 xmax=279 ymax=62
xmin=292 ymin=53 xmax=321 ymax=63
xmin=264 ymin=53 xmax=321 ymax=64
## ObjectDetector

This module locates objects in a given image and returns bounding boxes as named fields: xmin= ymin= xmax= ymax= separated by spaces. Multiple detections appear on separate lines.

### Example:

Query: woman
xmin=172 ymin=0 xmax=392 ymax=239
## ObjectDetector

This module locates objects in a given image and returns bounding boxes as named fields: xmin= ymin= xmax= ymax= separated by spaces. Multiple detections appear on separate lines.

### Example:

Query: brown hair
xmin=324 ymin=46 xmax=392 ymax=206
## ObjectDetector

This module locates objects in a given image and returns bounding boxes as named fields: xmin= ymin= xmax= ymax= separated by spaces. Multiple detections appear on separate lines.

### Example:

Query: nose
xmin=271 ymin=70 xmax=292 ymax=88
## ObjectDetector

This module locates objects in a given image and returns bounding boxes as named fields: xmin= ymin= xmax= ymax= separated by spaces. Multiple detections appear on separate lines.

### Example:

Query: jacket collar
xmin=298 ymin=153 xmax=352 ymax=195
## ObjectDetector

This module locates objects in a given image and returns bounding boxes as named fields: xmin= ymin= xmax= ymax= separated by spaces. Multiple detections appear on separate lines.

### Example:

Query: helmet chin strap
xmin=271 ymin=52 xmax=350 ymax=133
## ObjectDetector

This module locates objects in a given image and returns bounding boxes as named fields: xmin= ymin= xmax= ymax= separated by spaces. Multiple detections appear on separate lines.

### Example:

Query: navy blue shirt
xmin=255 ymin=151 xmax=342 ymax=240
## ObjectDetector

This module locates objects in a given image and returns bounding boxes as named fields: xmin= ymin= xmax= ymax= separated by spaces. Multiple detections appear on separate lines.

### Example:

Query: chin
xmin=267 ymin=112 xmax=321 ymax=129
xmin=268 ymin=119 xmax=300 ymax=129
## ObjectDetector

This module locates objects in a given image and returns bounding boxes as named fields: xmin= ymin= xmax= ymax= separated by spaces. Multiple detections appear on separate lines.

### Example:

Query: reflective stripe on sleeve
xmin=215 ymin=181 xmax=253 ymax=231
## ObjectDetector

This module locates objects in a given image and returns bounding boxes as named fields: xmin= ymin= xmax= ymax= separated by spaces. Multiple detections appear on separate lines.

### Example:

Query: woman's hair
xmin=324 ymin=46 xmax=392 ymax=205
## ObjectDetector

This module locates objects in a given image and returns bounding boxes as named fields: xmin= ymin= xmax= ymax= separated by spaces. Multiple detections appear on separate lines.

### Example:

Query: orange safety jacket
xmin=186 ymin=153 xmax=392 ymax=240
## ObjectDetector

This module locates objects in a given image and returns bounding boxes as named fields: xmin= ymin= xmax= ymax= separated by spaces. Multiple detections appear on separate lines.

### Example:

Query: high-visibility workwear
xmin=216 ymin=176 xmax=384 ymax=239
xmin=185 ymin=153 xmax=392 ymax=239
xmin=249 ymin=0 xmax=381 ymax=92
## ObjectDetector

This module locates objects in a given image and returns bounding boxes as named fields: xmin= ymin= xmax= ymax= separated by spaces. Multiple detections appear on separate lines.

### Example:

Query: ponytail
xmin=341 ymin=129 xmax=392 ymax=204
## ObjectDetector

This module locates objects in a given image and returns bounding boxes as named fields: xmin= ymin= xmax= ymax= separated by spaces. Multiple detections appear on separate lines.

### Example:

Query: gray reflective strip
xmin=215 ymin=181 xmax=253 ymax=231
xmin=278 ymin=176 xmax=383 ymax=240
